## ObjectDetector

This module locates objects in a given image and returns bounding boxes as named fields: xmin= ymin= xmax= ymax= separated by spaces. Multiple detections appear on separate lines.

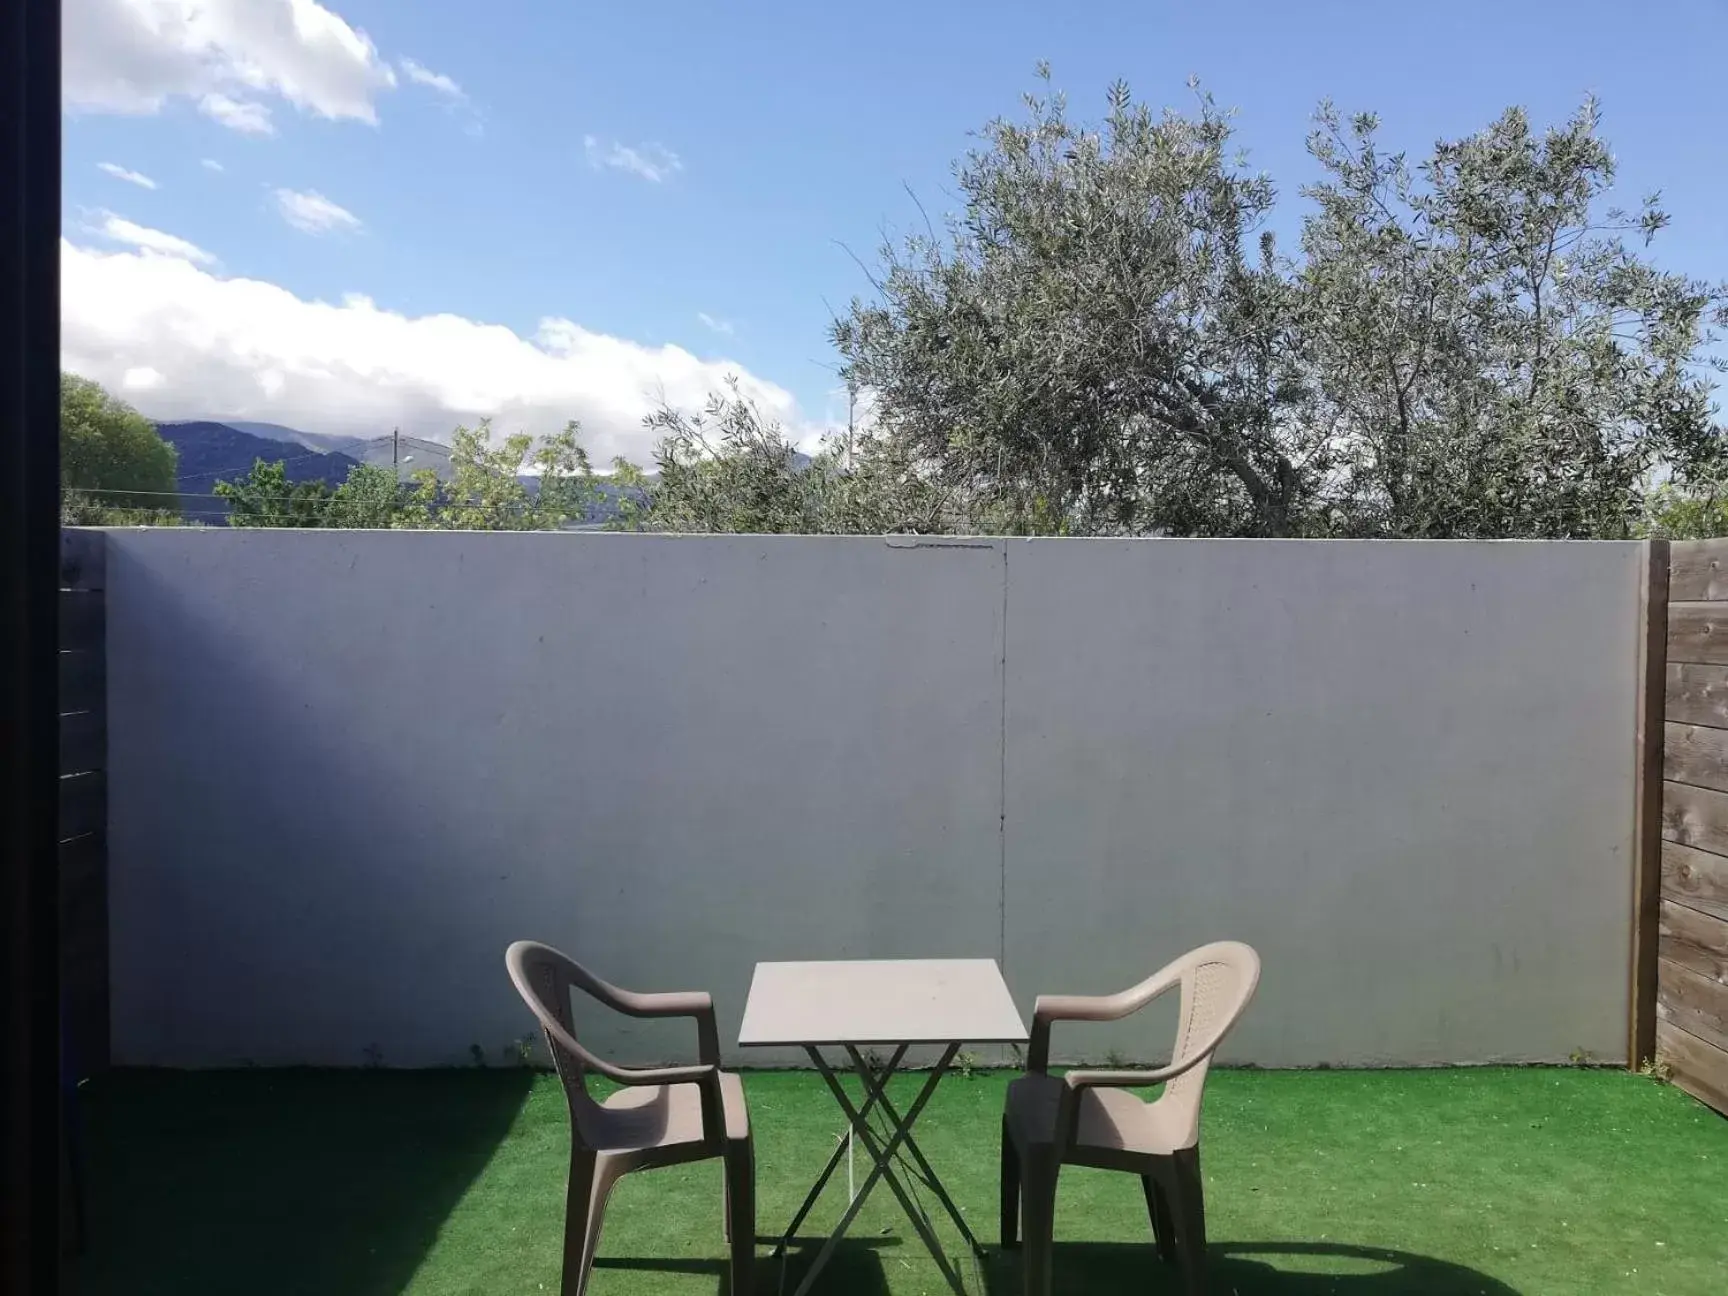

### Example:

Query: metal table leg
xmin=771 ymin=1043 xmax=909 ymax=1258
xmin=781 ymin=1041 xmax=968 ymax=1296
xmin=843 ymin=1044 xmax=984 ymax=1257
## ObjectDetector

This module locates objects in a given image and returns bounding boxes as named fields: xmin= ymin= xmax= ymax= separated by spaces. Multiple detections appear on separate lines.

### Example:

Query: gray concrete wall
xmin=1001 ymin=539 xmax=1641 ymax=1066
xmin=103 ymin=530 xmax=1643 ymax=1068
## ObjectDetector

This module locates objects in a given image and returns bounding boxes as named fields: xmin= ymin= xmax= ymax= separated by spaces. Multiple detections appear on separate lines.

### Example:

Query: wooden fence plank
xmin=1668 ymin=540 xmax=1728 ymax=601
xmin=58 ymin=528 xmax=110 ymax=1085
xmin=1657 ymin=957 xmax=1728 ymax=1054
xmin=59 ymin=707 xmax=105 ymax=778
xmin=1661 ymin=779 xmax=1728 ymax=857
xmin=1666 ymin=662 xmax=1728 ymax=727
xmin=1659 ymin=900 xmax=1728 ymax=985
xmin=1631 ymin=540 xmax=1669 ymax=1067
xmin=59 ymin=832 xmax=109 ymax=1076
xmin=1662 ymin=840 xmax=1728 ymax=922
xmin=1668 ymin=602 xmax=1728 ymax=665
xmin=58 ymin=650 xmax=102 ymax=715
xmin=60 ymin=527 xmax=104 ymax=590
xmin=1656 ymin=1019 xmax=1728 ymax=1114
xmin=57 ymin=771 xmax=105 ymax=843
xmin=58 ymin=588 xmax=104 ymax=653
xmin=1663 ymin=721 xmax=1728 ymax=793
xmin=58 ymin=835 xmax=104 ymax=959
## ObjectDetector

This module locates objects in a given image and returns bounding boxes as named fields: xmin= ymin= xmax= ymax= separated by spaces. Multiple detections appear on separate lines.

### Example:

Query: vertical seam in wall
xmin=999 ymin=541 xmax=1009 ymax=969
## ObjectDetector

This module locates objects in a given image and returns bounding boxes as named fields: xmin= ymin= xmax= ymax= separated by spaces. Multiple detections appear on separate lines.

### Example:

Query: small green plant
xmin=955 ymin=1050 xmax=980 ymax=1080
xmin=1104 ymin=1048 xmax=1129 ymax=1069
xmin=1637 ymin=1056 xmax=1674 ymax=1085
xmin=1008 ymin=1042 xmax=1025 ymax=1068
xmin=1568 ymin=1046 xmax=1596 ymax=1067
xmin=469 ymin=1043 xmax=488 ymax=1069
xmin=361 ymin=1043 xmax=383 ymax=1069
xmin=502 ymin=1034 xmax=537 ymax=1067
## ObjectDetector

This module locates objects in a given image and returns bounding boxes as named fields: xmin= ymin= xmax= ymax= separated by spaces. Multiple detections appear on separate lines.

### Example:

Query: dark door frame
xmin=1 ymin=0 xmax=64 ymax=1289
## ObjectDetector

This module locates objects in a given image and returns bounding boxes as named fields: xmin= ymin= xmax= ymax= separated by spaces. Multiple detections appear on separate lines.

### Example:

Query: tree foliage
xmin=1297 ymin=99 xmax=1726 ymax=537
xmin=834 ymin=74 xmax=1303 ymax=536
xmin=60 ymin=373 xmax=180 ymax=523
xmin=635 ymin=74 xmax=1725 ymax=539
xmin=213 ymin=420 xmax=600 ymax=530
xmin=423 ymin=420 xmax=596 ymax=530
xmin=215 ymin=459 xmax=336 ymax=526
xmin=616 ymin=380 xmax=938 ymax=534
xmin=1638 ymin=483 xmax=1728 ymax=540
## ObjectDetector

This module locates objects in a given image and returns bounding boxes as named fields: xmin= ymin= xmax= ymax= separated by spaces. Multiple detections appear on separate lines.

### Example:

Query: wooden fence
xmin=59 ymin=529 xmax=107 ymax=1078
xmin=1633 ymin=539 xmax=1728 ymax=1113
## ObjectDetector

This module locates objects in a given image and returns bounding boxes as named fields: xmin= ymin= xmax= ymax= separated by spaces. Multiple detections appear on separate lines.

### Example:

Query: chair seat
xmin=584 ymin=1071 xmax=750 ymax=1153
xmin=1006 ymin=1072 xmax=1194 ymax=1160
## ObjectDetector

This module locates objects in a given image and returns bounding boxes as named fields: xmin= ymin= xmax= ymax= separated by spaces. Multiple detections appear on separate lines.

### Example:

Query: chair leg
xmin=1166 ymin=1146 xmax=1208 ymax=1295
xmin=561 ymin=1149 xmax=597 ymax=1296
xmin=574 ymin=1158 xmax=621 ymax=1296
xmin=1142 ymin=1174 xmax=1175 ymax=1264
xmin=1019 ymin=1154 xmax=1059 ymax=1296
xmin=724 ymin=1141 xmax=756 ymax=1295
xmin=1000 ymin=1117 xmax=1021 ymax=1249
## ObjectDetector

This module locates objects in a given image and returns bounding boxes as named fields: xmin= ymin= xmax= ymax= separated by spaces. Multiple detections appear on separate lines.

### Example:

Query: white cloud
xmin=400 ymin=57 xmax=463 ymax=100
xmin=64 ymin=0 xmax=396 ymax=126
xmin=200 ymin=91 xmax=274 ymax=135
xmin=60 ymin=235 xmax=808 ymax=466
xmin=583 ymin=135 xmax=682 ymax=184
xmin=94 ymin=213 xmax=216 ymax=265
xmin=696 ymin=312 xmax=734 ymax=336
xmin=201 ymin=158 xmax=225 ymax=172
xmin=274 ymin=188 xmax=361 ymax=235
xmin=97 ymin=161 xmax=158 ymax=190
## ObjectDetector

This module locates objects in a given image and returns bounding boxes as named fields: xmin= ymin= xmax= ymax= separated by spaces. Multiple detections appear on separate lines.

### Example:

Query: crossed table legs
xmin=773 ymin=1041 xmax=982 ymax=1295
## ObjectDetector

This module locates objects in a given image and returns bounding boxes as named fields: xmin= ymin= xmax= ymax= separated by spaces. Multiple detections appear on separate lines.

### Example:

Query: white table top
xmin=737 ymin=958 xmax=1029 ymax=1047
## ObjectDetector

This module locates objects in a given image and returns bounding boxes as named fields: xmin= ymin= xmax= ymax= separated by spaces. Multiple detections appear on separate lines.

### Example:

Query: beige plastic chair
xmin=1001 ymin=940 xmax=1261 ymax=1295
xmin=505 ymin=941 xmax=754 ymax=1296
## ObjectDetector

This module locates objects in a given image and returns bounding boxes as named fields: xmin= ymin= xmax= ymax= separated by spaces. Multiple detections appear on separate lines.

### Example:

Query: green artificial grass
xmin=73 ymin=1066 xmax=1726 ymax=1295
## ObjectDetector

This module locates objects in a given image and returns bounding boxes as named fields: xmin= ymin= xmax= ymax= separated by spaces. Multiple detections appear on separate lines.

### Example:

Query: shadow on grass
xmin=73 ymin=1068 xmax=532 ymax=1296
xmin=598 ymin=1236 xmax=900 ymax=1295
xmin=980 ymin=1240 xmax=1518 ymax=1294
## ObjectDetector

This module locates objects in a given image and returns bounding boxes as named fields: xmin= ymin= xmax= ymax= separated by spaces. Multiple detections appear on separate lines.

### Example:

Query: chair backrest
xmin=504 ymin=940 xmax=608 ymax=1141
xmin=1160 ymin=940 xmax=1260 ymax=1141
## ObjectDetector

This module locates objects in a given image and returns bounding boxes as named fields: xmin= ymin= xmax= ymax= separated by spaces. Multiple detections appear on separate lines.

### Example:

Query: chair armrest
xmin=616 ymin=992 xmax=721 ymax=1065
xmin=608 ymin=988 xmax=714 ymax=1019
xmin=1062 ymin=1056 xmax=1199 ymax=1092
xmin=1035 ymin=993 xmax=1133 ymax=1024
xmin=568 ymin=971 xmax=720 ymax=1065
xmin=536 ymin=1008 xmax=720 ymax=1088
xmin=597 ymin=1060 xmax=718 ymax=1087
xmin=1027 ymin=971 xmax=1182 ymax=1072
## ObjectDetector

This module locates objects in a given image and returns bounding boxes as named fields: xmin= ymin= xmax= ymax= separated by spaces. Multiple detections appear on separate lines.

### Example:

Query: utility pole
xmin=392 ymin=427 xmax=400 ymax=479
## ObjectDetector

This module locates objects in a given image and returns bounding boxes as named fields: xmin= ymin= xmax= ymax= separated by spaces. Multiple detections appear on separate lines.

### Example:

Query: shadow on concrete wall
xmin=72 ymin=1069 xmax=533 ymax=1296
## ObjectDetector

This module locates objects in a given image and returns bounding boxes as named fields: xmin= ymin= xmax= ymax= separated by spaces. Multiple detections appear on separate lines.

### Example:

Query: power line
xmin=170 ymin=445 xmax=353 ymax=486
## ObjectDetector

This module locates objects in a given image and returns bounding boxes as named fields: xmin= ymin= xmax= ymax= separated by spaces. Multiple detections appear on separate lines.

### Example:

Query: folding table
xmin=738 ymin=958 xmax=1029 ymax=1295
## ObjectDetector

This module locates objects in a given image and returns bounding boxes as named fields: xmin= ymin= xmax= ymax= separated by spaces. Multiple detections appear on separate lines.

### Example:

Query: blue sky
xmin=61 ymin=0 xmax=1728 ymax=463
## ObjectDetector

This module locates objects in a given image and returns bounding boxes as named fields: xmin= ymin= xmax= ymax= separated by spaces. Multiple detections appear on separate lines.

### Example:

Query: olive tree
xmin=822 ymin=74 xmax=1725 ymax=538
xmin=833 ymin=72 xmax=1306 ymax=536
xmin=1296 ymin=100 xmax=1727 ymax=537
